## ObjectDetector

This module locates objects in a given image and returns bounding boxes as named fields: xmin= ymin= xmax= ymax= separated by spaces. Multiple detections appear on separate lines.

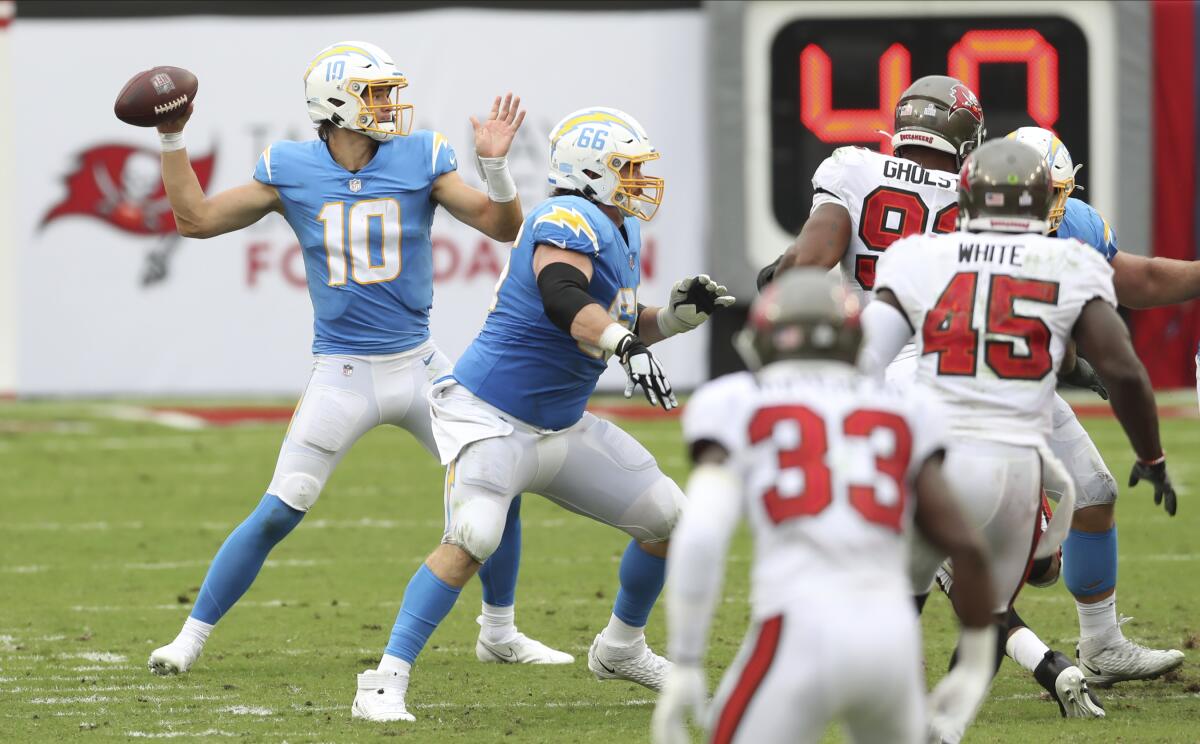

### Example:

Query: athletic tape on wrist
xmin=159 ymin=132 xmax=185 ymax=152
xmin=600 ymin=323 xmax=633 ymax=355
xmin=478 ymin=155 xmax=517 ymax=203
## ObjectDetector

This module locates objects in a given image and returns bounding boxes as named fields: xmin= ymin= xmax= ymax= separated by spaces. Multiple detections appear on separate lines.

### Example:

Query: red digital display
xmin=771 ymin=17 xmax=1088 ymax=234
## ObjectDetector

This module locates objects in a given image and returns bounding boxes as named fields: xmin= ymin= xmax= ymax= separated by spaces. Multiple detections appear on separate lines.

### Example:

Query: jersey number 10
xmin=317 ymin=199 xmax=403 ymax=286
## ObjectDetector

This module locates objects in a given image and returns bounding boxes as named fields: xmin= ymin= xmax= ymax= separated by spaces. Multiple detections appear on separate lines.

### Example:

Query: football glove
xmin=1129 ymin=458 xmax=1177 ymax=516
xmin=657 ymin=274 xmax=735 ymax=337
xmin=615 ymin=333 xmax=677 ymax=411
xmin=1059 ymin=356 xmax=1108 ymax=400
xmin=651 ymin=664 xmax=706 ymax=744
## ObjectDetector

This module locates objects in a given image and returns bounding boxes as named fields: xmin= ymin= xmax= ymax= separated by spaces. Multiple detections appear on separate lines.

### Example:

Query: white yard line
xmin=98 ymin=405 xmax=210 ymax=431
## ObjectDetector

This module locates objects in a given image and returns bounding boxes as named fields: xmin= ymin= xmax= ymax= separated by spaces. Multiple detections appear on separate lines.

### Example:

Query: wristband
xmin=599 ymin=323 xmax=633 ymax=355
xmin=956 ymin=625 xmax=998 ymax=674
xmin=477 ymin=155 xmax=517 ymax=203
xmin=159 ymin=131 xmax=185 ymax=153
xmin=1138 ymin=453 xmax=1166 ymax=466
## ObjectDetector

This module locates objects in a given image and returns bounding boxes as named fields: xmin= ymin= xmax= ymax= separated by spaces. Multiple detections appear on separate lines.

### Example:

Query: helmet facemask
xmin=607 ymin=152 xmax=664 ymax=221
xmin=345 ymin=77 xmax=414 ymax=141
xmin=1047 ymin=164 xmax=1082 ymax=231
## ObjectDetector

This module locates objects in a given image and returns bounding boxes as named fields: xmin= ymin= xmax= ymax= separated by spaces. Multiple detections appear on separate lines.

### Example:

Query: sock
xmin=384 ymin=564 xmax=462 ymax=664
xmin=191 ymin=494 xmax=305 ymax=624
xmin=604 ymin=613 xmax=645 ymax=647
xmin=1062 ymin=527 xmax=1118 ymax=598
xmin=377 ymin=654 xmax=412 ymax=676
xmin=1077 ymin=593 xmax=1118 ymax=641
xmin=611 ymin=540 xmax=666 ymax=631
xmin=1006 ymin=627 xmax=1052 ymax=673
xmin=478 ymin=495 xmax=521 ymax=608
xmin=479 ymin=602 xmax=516 ymax=643
xmin=173 ymin=616 xmax=214 ymax=651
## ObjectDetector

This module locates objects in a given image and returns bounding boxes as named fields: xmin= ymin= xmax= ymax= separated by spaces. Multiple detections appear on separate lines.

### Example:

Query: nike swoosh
xmin=485 ymin=645 xmax=517 ymax=661
xmin=596 ymin=658 xmax=616 ymax=675
xmin=1082 ymin=579 xmax=1104 ymax=590
xmin=422 ymin=352 xmax=435 ymax=366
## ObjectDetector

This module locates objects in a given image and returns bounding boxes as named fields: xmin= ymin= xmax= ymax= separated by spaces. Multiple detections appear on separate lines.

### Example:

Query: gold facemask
xmin=347 ymin=77 xmax=414 ymax=138
xmin=608 ymin=152 xmax=664 ymax=221
xmin=1048 ymin=177 xmax=1074 ymax=232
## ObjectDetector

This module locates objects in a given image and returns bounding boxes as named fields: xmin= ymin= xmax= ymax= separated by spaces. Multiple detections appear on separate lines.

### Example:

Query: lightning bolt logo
xmin=534 ymin=206 xmax=600 ymax=254
xmin=432 ymin=132 xmax=450 ymax=173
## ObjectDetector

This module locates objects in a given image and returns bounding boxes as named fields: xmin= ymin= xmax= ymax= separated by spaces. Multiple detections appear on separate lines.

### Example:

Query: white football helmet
xmin=303 ymin=41 xmax=413 ymax=142
xmin=547 ymin=108 xmax=664 ymax=221
xmin=1005 ymin=126 xmax=1083 ymax=231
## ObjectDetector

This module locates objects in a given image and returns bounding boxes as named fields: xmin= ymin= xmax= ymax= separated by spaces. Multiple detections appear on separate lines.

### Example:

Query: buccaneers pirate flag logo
xmin=42 ymin=144 xmax=216 ymax=286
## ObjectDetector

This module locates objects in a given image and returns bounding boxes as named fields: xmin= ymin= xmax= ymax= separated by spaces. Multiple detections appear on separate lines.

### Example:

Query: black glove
xmin=1059 ymin=356 xmax=1108 ymax=400
xmin=614 ymin=334 xmax=677 ymax=411
xmin=1129 ymin=459 xmax=1177 ymax=516
xmin=756 ymin=255 xmax=783 ymax=292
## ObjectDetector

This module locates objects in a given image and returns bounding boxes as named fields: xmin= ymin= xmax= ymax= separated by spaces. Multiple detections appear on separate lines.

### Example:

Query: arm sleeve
xmin=529 ymin=204 xmax=602 ymax=256
xmin=536 ymin=260 xmax=596 ymax=334
xmin=430 ymin=131 xmax=458 ymax=180
xmin=858 ymin=300 xmax=915 ymax=380
xmin=666 ymin=463 xmax=743 ymax=665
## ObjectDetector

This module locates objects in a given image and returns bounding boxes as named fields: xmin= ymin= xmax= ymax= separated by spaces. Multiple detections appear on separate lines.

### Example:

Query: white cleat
xmin=587 ymin=632 xmax=670 ymax=692
xmin=351 ymin=669 xmax=416 ymax=722
xmin=475 ymin=617 xmax=574 ymax=665
xmin=1053 ymin=666 xmax=1106 ymax=718
xmin=1077 ymin=620 xmax=1185 ymax=688
xmin=147 ymin=642 xmax=199 ymax=676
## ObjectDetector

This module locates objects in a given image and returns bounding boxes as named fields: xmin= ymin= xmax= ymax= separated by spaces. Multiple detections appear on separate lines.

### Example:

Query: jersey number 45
xmin=924 ymin=272 xmax=1060 ymax=380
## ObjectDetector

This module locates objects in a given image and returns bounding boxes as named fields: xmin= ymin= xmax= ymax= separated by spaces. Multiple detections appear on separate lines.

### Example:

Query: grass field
xmin=1 ymin=396 xmax=1198 ymax=743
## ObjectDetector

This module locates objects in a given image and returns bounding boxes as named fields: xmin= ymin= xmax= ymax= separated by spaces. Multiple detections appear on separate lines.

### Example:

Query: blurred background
xmin=0 ymin=0 xmax=1194 ymax=398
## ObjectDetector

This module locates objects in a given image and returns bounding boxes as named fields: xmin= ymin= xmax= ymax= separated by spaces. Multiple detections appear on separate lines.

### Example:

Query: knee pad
xmin=623 ymin=476 xmax=685 ymax=543
xmin=445 ymin=496 xmax=508 ymax=563
xmin=271 ymin=453 xmax=330 ymax=511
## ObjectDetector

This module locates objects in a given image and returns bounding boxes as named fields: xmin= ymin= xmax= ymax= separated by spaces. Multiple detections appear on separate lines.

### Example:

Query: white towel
xmin=428 ymin=379 xmax=514 ymax=465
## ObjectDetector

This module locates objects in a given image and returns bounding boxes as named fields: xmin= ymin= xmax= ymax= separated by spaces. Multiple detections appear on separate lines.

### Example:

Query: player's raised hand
xmin=471 ymin=93 xmax=526 ymax=158
xmin=651 ymin=665 xmax=706 ymax=744
xmin=156 ymin=102 xmax=194 ymax=134
xmin=1129 ymin=458 xmax=1177 ymax=516
xmin=658 ymin=274 xmax=736 ymax=336
xmin=615 ymin=334 xmax=677 ymax=411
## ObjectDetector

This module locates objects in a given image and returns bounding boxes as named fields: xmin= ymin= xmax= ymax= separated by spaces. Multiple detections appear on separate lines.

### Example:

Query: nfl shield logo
xmin=342 ymin=364 xmax=354 ymax=377
xmin=349 ymin=178 xmax=362 ymax=193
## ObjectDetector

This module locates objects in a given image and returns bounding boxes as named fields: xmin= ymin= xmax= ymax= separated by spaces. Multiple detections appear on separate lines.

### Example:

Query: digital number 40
xmin=801 ymin=29 xmax=1059 ymax=153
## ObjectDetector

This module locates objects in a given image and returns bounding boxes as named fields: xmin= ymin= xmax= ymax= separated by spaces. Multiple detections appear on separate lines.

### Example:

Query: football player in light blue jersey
xmin=352 ymin=107 xmax=735 ymax=722
xmin=143 ymin=41 xmax=571 ymax=677
xmin=990 ymin=128 xmax=1193 ymax=691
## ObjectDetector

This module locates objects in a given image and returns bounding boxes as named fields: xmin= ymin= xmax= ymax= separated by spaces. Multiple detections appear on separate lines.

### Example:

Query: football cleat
xmin=1077 ymin=618 xmax=1185 ymax=687
xmin=587 ymin=632 xmax=670 ymax=692
xmin=351 ymin=669 xmax=415 ymax=722
xmin=1033 ymin=650 xmax=1105 ymax=718
xmin=147 ymin=641 xmax=200 ymax=676
xmin=474 ymin=616 xmax=574 ymax=665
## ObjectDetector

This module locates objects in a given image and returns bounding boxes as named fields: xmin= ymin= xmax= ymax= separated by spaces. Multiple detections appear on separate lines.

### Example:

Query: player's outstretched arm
xmin=1111 ymin=251 xmax=1200 ymax=309
xmin=1073 ymin=298 xmax=1176 ymax=514
xmin=432 ymin=93 xmax=526 ymax=242
xmin=636 ymin=275 xmax=735 ymax=346
xmin=775 ymin=202 xmax=851 ymax=275
xmin=157 ymin=106 xmax=280 ymax=239
xmin=653 ymin=441 xmax=739 ymax=744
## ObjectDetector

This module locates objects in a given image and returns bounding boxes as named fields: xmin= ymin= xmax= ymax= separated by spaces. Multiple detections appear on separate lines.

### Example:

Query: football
xmin=113 ymin=66 xmax=198 ymax=127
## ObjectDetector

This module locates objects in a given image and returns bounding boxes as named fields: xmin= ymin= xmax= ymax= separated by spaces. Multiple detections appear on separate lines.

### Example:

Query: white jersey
xmin=875 ymin=231 xmax=1117 ymax=446
xmin=682 ymin=363 xmax=947 ymax=619
xmin=812 ymin=147 xmax=959 ymax=304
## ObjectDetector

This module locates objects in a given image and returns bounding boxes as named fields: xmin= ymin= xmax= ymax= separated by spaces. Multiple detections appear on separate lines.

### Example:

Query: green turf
xmin=1 ymin=399 xmax=1197 ymax=743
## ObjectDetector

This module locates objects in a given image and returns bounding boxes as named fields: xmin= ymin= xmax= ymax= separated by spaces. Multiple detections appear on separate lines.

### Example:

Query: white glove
xmin=926 ymin=627 xmax=996 ymax=744
xmin=651 ymin=664 xmax=706 ymax=744
xmin=657 ymin=274 xmax=736 ymax=337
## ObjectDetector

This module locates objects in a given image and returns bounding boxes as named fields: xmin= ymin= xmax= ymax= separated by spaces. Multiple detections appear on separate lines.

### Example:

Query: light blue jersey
xmin=453 ymin=195 xmax=640 ymax=430
xmin=253 ymin=131 xmax=457 ymax=355
xmin=1054 ymin=197 xmax=1118 ymax=262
